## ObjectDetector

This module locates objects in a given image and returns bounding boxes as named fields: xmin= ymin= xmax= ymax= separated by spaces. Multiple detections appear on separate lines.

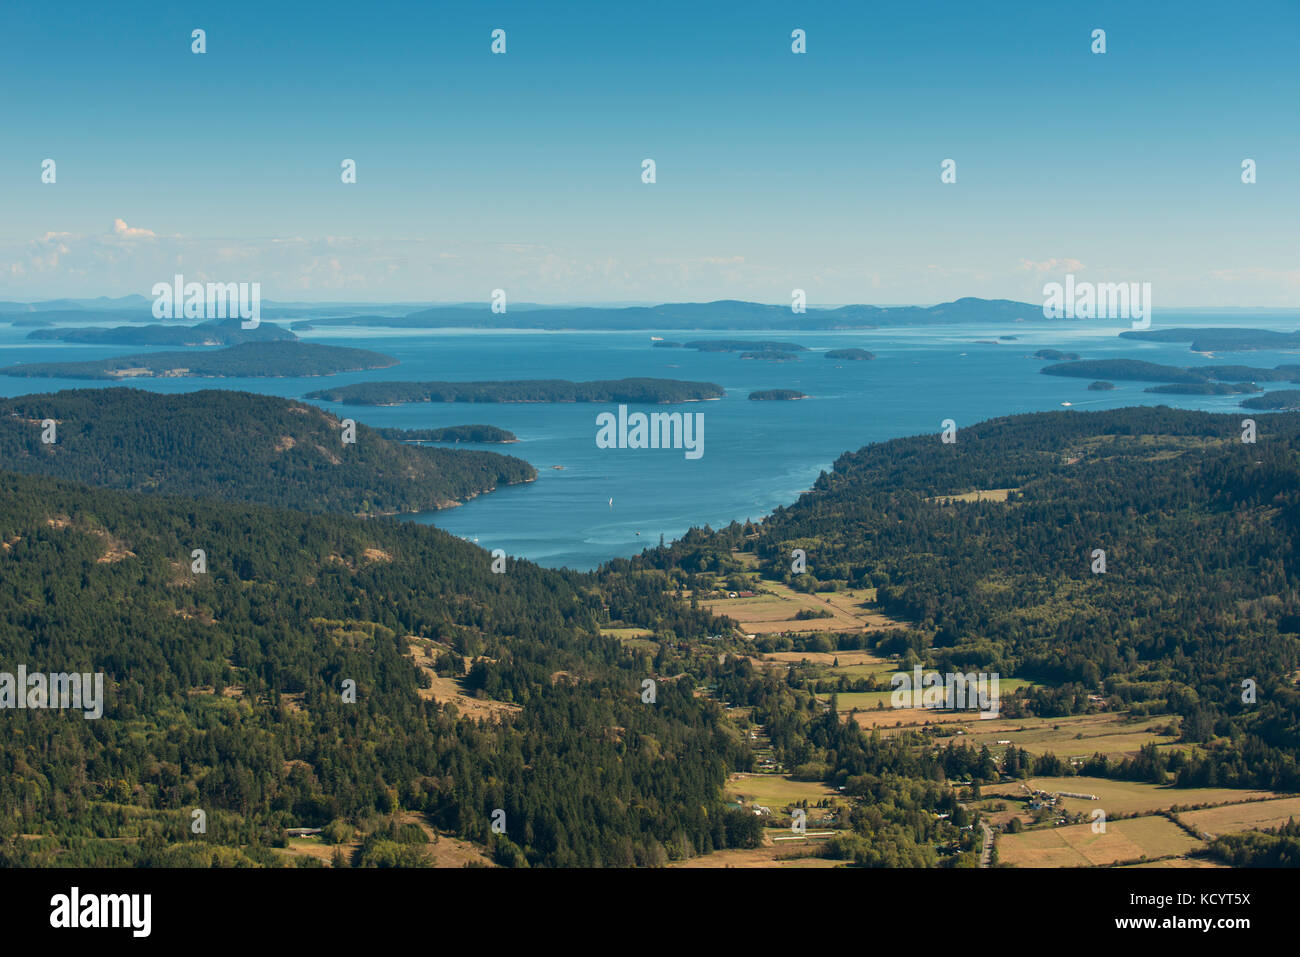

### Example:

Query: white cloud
xmin=1018 ymin=257 xmax=1085 ymax=273
xmin=112 ymin=218 xmax=156 ymax=239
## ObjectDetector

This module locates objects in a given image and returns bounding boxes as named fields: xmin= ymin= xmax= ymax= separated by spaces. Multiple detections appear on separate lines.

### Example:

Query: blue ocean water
xmin=2 ymin=313 xmax=1297 ymax=570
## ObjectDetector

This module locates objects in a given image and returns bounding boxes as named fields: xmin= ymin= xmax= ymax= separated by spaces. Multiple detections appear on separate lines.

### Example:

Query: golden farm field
xmin=850 ymin=708 xmax=992 ymax=731
xmin=826 ymin=679 xmax=1033 ymax=715
xmin=982 ymin=777 xmax=1280 ymax=817
xmin=763 ymin=649 xmax=893 ymax=670
xmin=671 ymin=842 xmax=842 ymax=868
xmin=741 ymin=650 xmax=899 ymax=682
xmin=998 ymin=815 xmax=1200 ymax=867
xmin=702 ymin=581 xmax=905 ymax=635
xmin=1122 ymin=857 xmax=1226 ymax=869
xmin=925 ymin=487 xmax=1018 ymax=504
xmin=1178 ymin=796 xmax=1300 ymax=837
xmin=968 ymin=712 xmax=1183 ymax=760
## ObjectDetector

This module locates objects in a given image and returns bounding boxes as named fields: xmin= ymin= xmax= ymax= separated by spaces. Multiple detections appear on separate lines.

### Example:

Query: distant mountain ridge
xmin=384 ymin=297 xmax=1040 ymax=331
xmin=3 ymin=297 xmax=1041 ymax=331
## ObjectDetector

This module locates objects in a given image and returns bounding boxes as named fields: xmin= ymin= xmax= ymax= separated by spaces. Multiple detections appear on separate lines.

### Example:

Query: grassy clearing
xmin=925 ymin=488 xmax=1018 ymax=504
xmin=599 ymin=627 xmax=655 ymax=639
xmin=408 ymin=641 xmax=522 ymax=721
xmin=277 ymin=836 xmax=360 ymax=865
xmin=725 ymin=773 xmax=843 ymax=810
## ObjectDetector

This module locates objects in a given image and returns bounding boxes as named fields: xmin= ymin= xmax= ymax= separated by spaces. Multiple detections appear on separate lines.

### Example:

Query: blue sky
xmin=1 ymin=0 xmax=1297 ymax=306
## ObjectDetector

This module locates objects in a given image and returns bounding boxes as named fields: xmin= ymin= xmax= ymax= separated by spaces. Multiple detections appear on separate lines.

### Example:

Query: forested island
xmin=739 ymin=351 xmax=799 ymax=362
xmin=1146 ymin=382 xmax=1261 ymax=395
xmin=1043 ymin=358 xmax=1300 ymax=385
xmin=0 ymin=389 xmax=534 ymax=514
xmin=25 ymin=316 xmax=295 ymax=345
xmin=1033 ymin=349 xmax=1081 ymax=361
xmin=1195 ymin=364 xmax=1300 ymax=382
xmin=1121 ymin=327 xmax=1300 ymax=352
xmin=0 ymin=340 xmax=397 ymax=380
xmin=825 ymin=349 xmax=876 ymax=360
xmin=1087 ymin=381 xmax=1115 ymax=391
xmin=306 ymin=377 xmax=725 ymax=406
xmin=373 ymin=425 xmax=519 ymax=444
xmin=1241 ymin=390 xmax=1300 ymax=410
xmin=683 ymin=340 xmax=807 ymax=353
xmin=748 ymin=389 xmax=808 ymax=400
xmin=1042 ymin=359 xmax=1210 ymax=383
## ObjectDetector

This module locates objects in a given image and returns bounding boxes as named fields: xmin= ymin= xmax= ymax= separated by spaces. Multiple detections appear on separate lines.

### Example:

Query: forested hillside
xmin=628 ymin=407 xmax=1300 ymax=792
xmin=0 ymin=389 xmax=535 ymax=514
xmin=6 ymin=400 xmax=1299 ymax=869
xmin=0 ymin=470 xmax=743 ymax=867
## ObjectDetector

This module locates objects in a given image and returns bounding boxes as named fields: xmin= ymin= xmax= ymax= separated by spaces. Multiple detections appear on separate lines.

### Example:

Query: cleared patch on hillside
xmin=726 ymin=773 xmax=844 ymax=810
xmin=408 ymin=640 xmax=521 ymax=721
xmin=926 ymin=488 xmax=1018 ymax=504
xmin=702 ymin=581 xmax=905 ymax=635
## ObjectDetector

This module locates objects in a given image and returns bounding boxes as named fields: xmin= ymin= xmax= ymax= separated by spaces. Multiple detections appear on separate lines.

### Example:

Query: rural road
xmin=958 ymin=801 xmax=995 ymax=867
xmin=978 ymin=820 xmax=994 ymax=867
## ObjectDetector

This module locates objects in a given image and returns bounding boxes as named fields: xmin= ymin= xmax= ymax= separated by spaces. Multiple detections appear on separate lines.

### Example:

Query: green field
xmin=725 ymin=773 xmax=844 ymax=811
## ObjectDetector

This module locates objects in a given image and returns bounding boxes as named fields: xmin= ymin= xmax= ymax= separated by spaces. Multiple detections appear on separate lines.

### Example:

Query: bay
xmin=2 ymin=312 xmax=1296 ymax=570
